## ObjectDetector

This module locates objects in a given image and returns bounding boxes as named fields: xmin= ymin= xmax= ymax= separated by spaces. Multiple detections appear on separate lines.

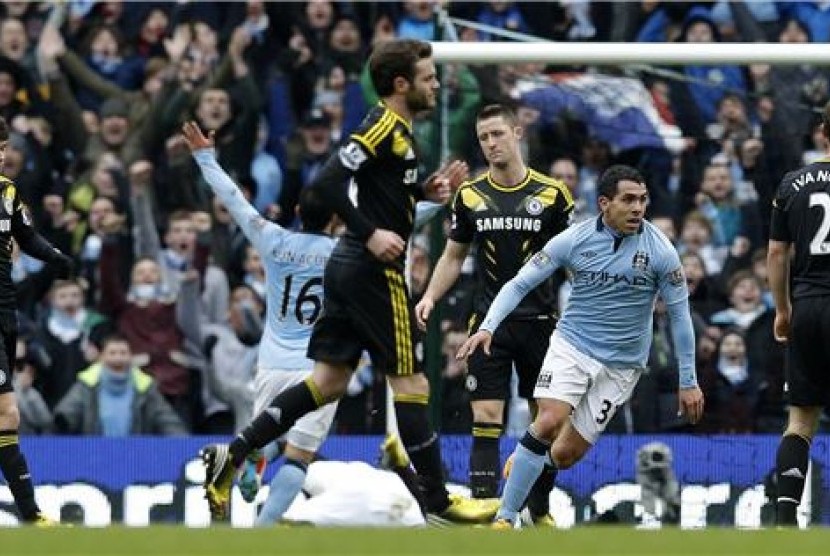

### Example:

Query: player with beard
xmin=199 ymin=39 xmax=498 ymax=524
xmin=415 ymin=104 xmax=573 ymax=524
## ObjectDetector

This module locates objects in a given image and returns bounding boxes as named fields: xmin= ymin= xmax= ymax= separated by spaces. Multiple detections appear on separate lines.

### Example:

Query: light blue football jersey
xmin=194 ymin=150 xmax=336 ymax=370
xmin=481 ymin=216 xmax=690 ymax=371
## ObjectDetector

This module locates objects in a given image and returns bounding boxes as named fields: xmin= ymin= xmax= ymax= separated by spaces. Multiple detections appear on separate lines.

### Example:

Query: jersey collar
xmin=595 ymin=215 xmax=645 ymax=235
xmin=378 ymin=101 xmax=413 ymax=134
xmin=486 ymin=169 xmax=531 ymax=192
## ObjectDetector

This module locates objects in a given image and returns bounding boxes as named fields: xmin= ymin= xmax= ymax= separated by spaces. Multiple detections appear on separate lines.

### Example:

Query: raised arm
xmin=128 ymin=161 xmax=163 ymax=260
xmin=183 ymin=122 xmax=284 ymax=254
xmin=176 ymin=272 xmax=207 ymax=347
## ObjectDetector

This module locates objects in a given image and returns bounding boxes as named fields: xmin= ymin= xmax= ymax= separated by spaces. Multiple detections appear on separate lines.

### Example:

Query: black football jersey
xmin=0 ymin=176 xmax=37 ymax=308
xmin=338 ymin=103 xmax=420 ymax=247
xmin=449 ymin=169 xmax=573 ymax=321
xmin=770 ymin=159 xmax=830 ymax=298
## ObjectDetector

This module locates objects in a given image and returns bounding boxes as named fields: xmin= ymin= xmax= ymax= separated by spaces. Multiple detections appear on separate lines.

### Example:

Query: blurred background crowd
xmin=4 ymin=0 xmax=828 ymax=439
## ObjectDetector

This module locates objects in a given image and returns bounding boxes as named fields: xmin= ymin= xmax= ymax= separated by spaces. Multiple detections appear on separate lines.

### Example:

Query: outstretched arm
xmin=457 ymin=235 xmax=568 ymax=359
xmin=183 ymin=122 xmax=284 ymax=254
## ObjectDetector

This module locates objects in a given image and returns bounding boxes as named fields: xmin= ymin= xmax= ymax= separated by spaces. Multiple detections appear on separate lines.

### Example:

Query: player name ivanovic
xmin=475 ymin=217 xmax=542 ymax=232
xmin=791 ymin=170 xmax=830 ymax=190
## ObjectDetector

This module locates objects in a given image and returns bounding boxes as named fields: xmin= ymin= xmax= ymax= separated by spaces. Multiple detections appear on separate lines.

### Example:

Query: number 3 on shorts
xmin=595 ymin=399 xmax=613 ymax=425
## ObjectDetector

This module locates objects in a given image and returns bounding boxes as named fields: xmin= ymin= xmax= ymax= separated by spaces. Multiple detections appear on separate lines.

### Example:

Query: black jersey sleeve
xmin=9 ymin=184 xmax=63 ymax=263
xmin=448 ymin=185 xmax=476 ymax=244
xmin=551 ymin=185 xmax=574 ymax=235
xmin=309 ymin=143 xmax=377 ymax=241
xmin=769 ymin=174 xmax=794 ymax=242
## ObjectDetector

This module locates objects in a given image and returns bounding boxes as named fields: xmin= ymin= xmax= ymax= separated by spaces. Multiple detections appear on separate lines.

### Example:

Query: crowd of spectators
xmin=4 ymin=1 xmax=829 ymax=438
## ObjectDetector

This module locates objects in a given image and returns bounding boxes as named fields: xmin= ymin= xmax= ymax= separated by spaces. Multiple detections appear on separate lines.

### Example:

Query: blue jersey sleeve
xmin=479 ymin=230 xmax=572 ymax=333
xmin=666 ymin=298 xmax=697 ymax=388
xmin=193 ymin=149 xmax=286 ymax=254
xmin=654 ymin=241 xmax=688 ymax=307
xmin=653 ymin=239 xmax=696 ymax=387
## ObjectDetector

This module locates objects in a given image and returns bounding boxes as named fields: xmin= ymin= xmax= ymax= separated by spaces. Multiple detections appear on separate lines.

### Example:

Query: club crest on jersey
xmin=667 ymin=267 xmax=685 ymax=287
xmin=392 ymin=130 xmax=412 ymax=159
xmin=531 ymin=250 xmax=551 ymax=268
xmin=2 ymin=186 xmax=14 ymax=215
xmin=632 ymin=250 xmax=650 ymax=271
xmin=525 ymin=197 xmax=543 ymax=216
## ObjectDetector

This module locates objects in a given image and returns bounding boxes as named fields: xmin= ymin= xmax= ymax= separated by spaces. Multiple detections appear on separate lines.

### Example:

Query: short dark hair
xmin=0 ymin=116 xmax=8 ymax=143
xmin=299 ymin=187 xmax=334 ymax=233
xmin=369 ymin=39 xmax=432 ymax=97
xmin=476 ymin=104 xmax=518 ymax=127
xmin=100 ymin=333 xmax=131 ymax=351
xmin=167 ymin=210 xmax=192 ymax=227
xmin=726 ymin=269 xmax=761 ymax=294
xmin=597 ymin=165 xmax=645 ymax=200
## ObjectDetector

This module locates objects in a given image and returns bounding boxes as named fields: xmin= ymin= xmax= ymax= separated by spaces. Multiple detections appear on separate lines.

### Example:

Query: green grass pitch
xmin=2 ymin=526 xmax=830 ymax=556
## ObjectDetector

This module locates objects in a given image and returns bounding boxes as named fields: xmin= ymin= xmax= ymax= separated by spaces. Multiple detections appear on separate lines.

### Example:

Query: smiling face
xmin=729 ymin=276 xmax=762 ymax=313
xmin=599 ymin=180 xmax=649 ymax=235
xmin=100 ymin=338 xmax=132 ymax=373
xmin=131 ymin=258 xmax=161 ymax=287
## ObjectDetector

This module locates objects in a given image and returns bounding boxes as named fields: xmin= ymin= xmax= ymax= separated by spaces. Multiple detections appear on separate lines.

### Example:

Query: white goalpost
xmin=431 ymin=41 xmax=830 ymax=65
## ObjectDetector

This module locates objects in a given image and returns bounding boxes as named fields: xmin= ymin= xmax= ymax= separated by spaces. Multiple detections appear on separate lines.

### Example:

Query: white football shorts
xmin=533 ymin=330 xmax=640 ymax=444
xmin=252 ymin=368 xmax=338 ymax=453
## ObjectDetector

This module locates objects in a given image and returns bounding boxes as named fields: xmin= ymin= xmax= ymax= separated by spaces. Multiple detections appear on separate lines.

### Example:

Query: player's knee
xmin=0 ymin=401 xmax=20 ymax=430
xmin=550 ymin=444 xmax=580 ymax=470
xmin=785 ymin=422 xmax=817 ymax=441
xmin=471 ymin=401 xmax=502 ymax=424
xmin=388 ymin=373 xmax=430 ymax=397
xmin=532 ymin=409 xmax=566 ymax=442
xmin=785 ymin=407 xmax=822 ymax=440
xmin=312 ymin=365 xmax=352 ymax=401
xmin=284 ymin=443 xmax=316 ymax=465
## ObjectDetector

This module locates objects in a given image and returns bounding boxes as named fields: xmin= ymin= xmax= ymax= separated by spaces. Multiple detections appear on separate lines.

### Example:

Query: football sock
xmin=262 ymin=440 xmax=282 ymax=463
xmin=392 ymin=462 xmax=428 ymax=517
xmin=776 ymin=434 xmax=810 ymax=526
xmin=497 ymin=427 xmax=550 ymax=523
xmin=394 ymin=395 xmax=449 ymax=513
xmin=0 ymin=431 xmax=39 ymax=521
xmin=470 ymin=422 xmax=502 ymax=498
xmin=255 ymin=459 xmax=307 ymax=526
xmin=526 ymin=463 xmax=558 ymax=518
xmin=230 ymin=378 xmax=324 ymax=467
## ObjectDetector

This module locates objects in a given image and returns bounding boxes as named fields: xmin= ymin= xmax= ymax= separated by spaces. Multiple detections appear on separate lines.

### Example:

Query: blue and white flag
xmin=521 ymin=74 xmax=685 ymax=155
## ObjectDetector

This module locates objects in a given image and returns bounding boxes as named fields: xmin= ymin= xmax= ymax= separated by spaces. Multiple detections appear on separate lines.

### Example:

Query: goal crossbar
xmin=431 ymin=41 xmax=830 ymax=65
